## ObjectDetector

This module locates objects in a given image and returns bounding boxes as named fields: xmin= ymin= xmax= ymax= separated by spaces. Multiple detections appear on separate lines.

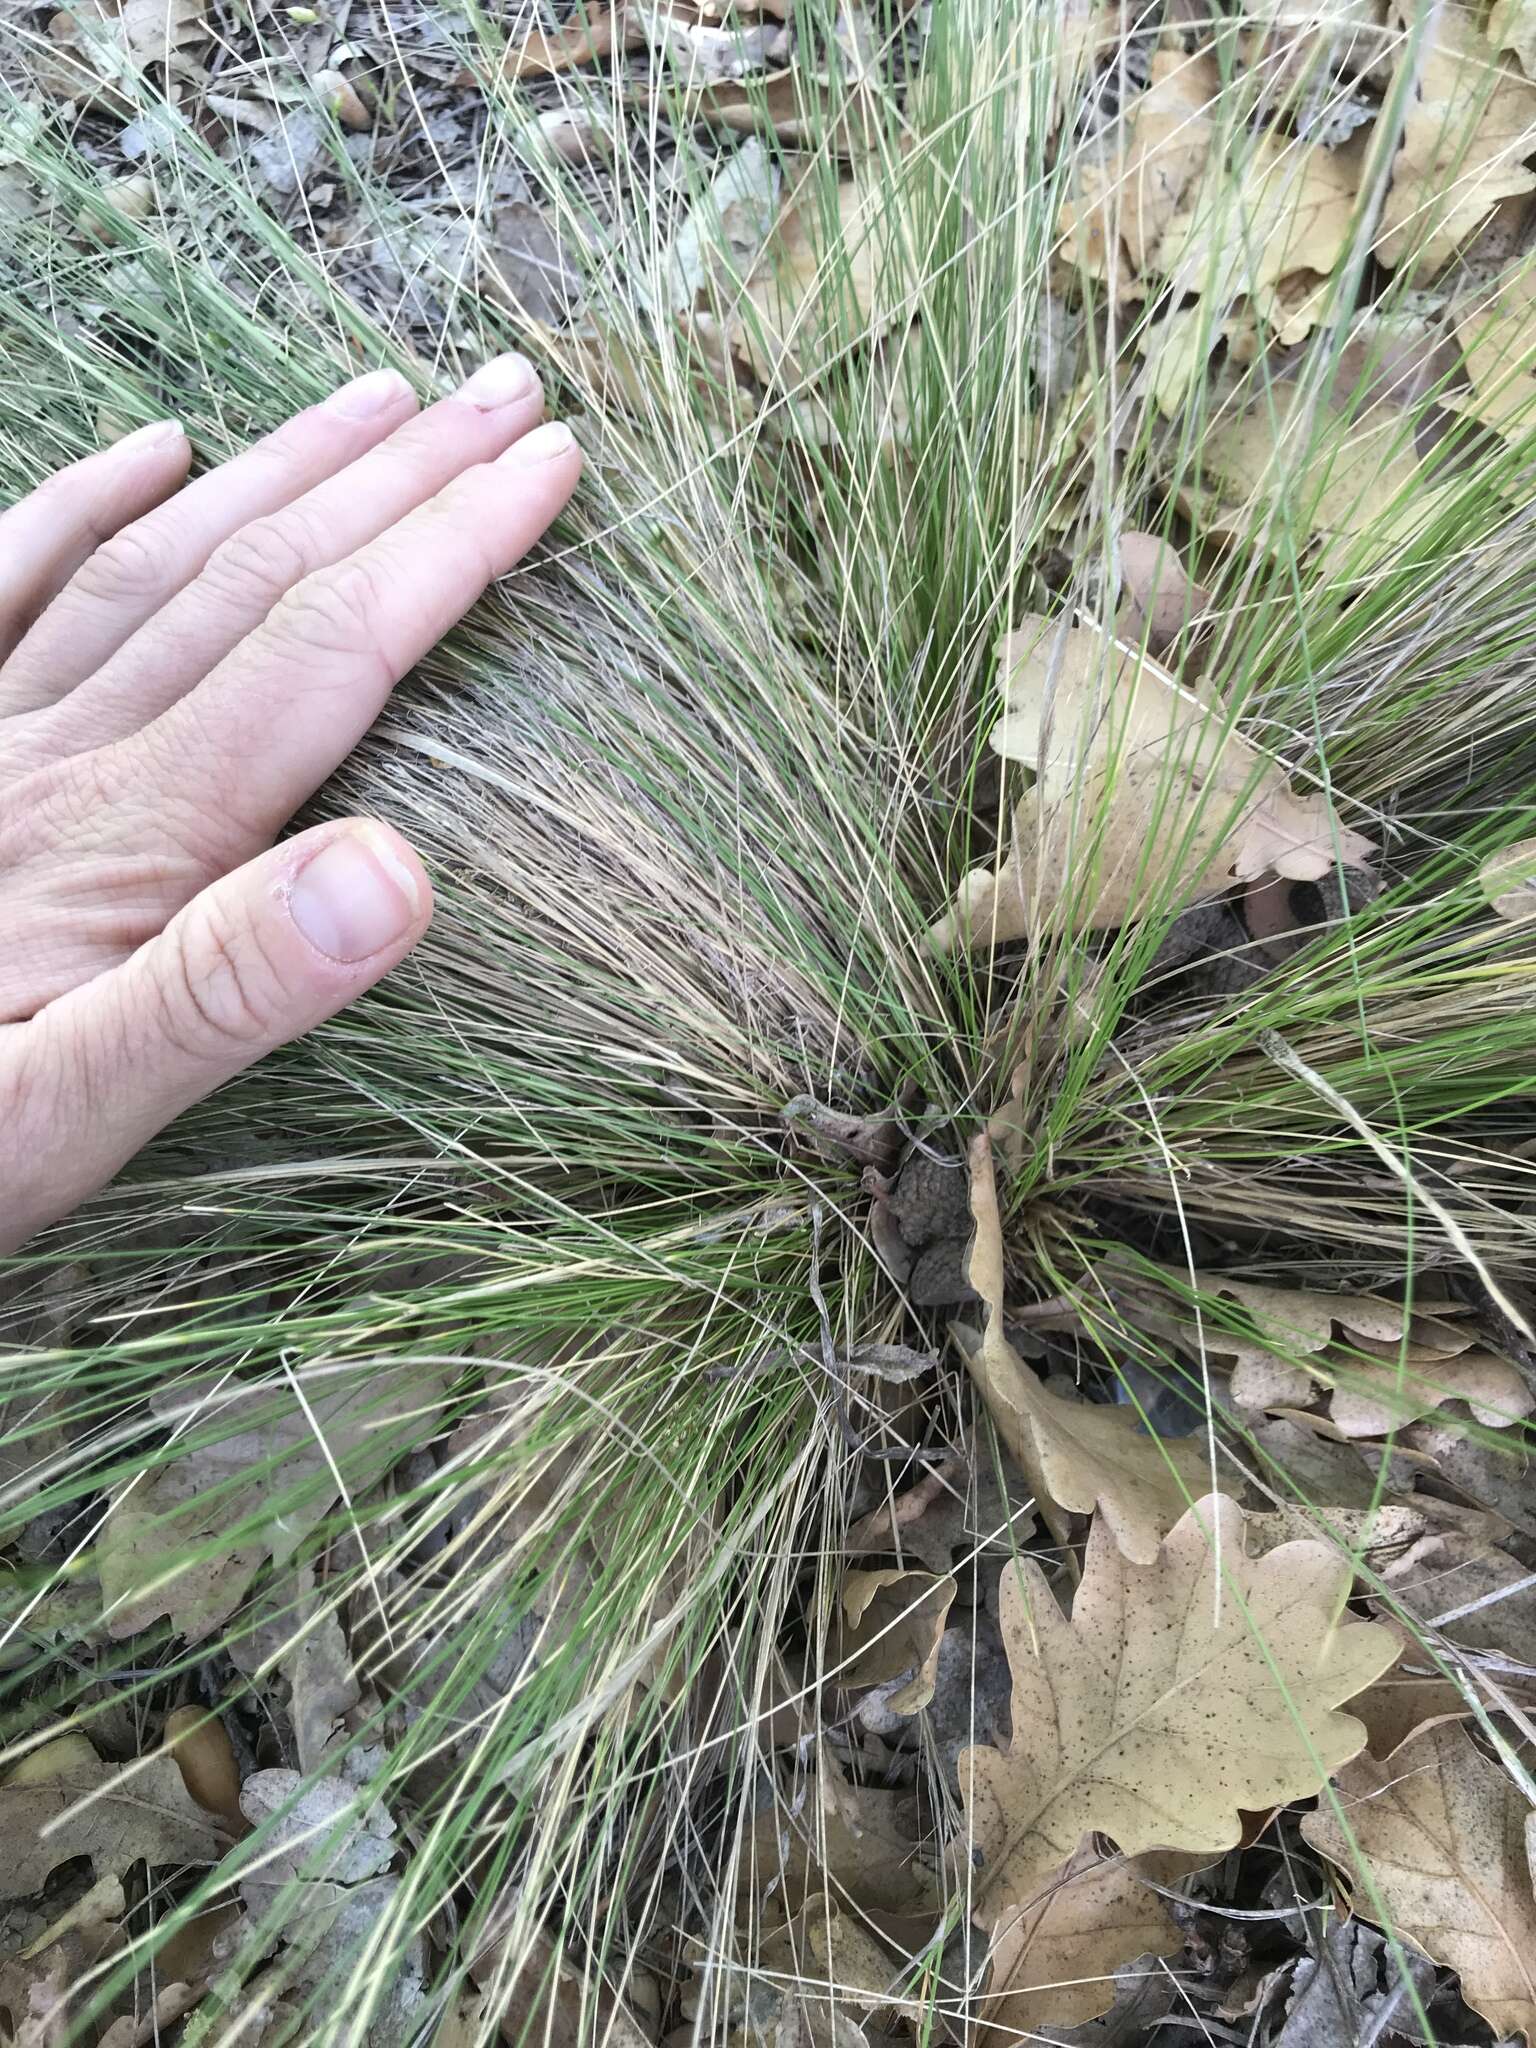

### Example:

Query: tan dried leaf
xmin=1175 ymin=1273 xmax=1525 ymax=1435
xmin=96 ymin=1362 xmax=446 ymax=1643
xmin=1326 ymin=1345 xmax=1532 ymax=1437
xmin=931 ymin=617 xmax=1371 ymax=943
xmin=0 ymin=1751 xmax=222 ymax=1900
xmin=978 ymin=1844 xmax=1182 ymax=2043
xmin=164 ymin=1705 xmax=244 ymax=1835
xmin=1119 ymin=50 xmax=1221 ymax=269
xmin=1378 ymin=1531 xmax=1536 ymax=1667
xmin=833 ymin=1568 xmax=956 ymax=1712
xmin=734 ymin=158 xmax=909 ymax=386
xmin=1491 ymin=0 xmax=1536 ymax=78
xmin=1378 ymin=3 xmax=1536 ymax=272
xmin=747 ymin=1751 xmax=942 ymax=1919
xmin=1152 ymin=130 xmax=1363 ymax=342
xmin=1115 ymin=530 xmax=1214 ymax=658
xmin=1303 ymin=1721 xmax=1536 ymax=2041
xmin=1342 ymin=1672 xmax=1473 ymax=1758
xmin=1480 ymin=831 xmax=1536 ymax=919
xmin=960 ymin=1137 xmax=1211 ymax=1561
xmin=1177 ymin=382 xmax=1461 ymax=565
xmin=960 ymin=1493 xmax=1396 ymax=1915
xmin=494 ymin=4 xmax=642 ymax=78
xmin=844 ymin=1446 xmax=1034 ymax=1578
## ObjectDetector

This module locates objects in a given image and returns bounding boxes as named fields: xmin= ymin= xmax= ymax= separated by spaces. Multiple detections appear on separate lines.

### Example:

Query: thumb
xmin=5 ymin=819 xmax=431 ymax=1248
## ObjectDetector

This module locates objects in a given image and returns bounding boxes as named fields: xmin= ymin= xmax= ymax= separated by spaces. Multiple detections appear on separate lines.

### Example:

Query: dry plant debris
xmin=1303 ymin=1720 xmax=1536 ymax=2040
xmin=931 ymin=618 xmax=1372 ymax=945
xmin=961 ymin=1495 xmax=1395 ymax=1945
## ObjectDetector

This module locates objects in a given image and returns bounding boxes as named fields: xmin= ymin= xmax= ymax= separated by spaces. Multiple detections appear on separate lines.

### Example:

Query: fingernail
xmin=323 ymin=367 xmax=413 ymax=419
xmin=110 ymin=418 xmax=185 ymax=456
xmin=457 ymin=352 xmax=539 ymax=410
xmin=289 ymin=824 xmax=421 ymax=963
xmin=498 ymin=420 xmax=577 ymax=465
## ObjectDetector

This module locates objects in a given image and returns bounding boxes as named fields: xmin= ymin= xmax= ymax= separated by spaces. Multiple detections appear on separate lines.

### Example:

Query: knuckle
xmin=203 ymin=513 xmax=320 ymax=610
xmin=72 ymin=517 xmax=178 ymax=608
xmin=160 ymin=898 xmax=284 ymax=1057
xmin=270 ymin=556 xmax=390 ymax=663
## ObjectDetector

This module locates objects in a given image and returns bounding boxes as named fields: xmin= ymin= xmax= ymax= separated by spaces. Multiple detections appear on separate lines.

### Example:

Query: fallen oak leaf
xmin=1491 ymin=0 xmax=1536 ymax=79
xmin=976 ymin=1843 xmax=1183 ymax=2043
xmin=930 ymin=616 xmax=1372 ymax=945
xmin=0 ymin=1748 xmax=222 ymax=1900
xmin=1376 ymin=1530 xmax=1536 ymax=1668
xmin=1150 ymin=128 xmax=1365 ymax=343
xmin=1480 ymin=832 xmax=1536 ymax=920
xmin=745 ymin=1749 xmax=942 ymax=1917
xmin=164 ymin=1705 xmax=245 ymax=1835
xmin=1119 ymin=48 xmax=1223 ymax=270
xmin=833 ymin=1567 xmax=956 ymax=1712
xmin=957 ymin=1135 xmax=1211 ymax=1562
xmin=490 ymin=4 xmax=643 ymax=78
xmin=844 ymin=1441 xmax=1035 ymax=1576
xmin=1303 ymin=1720 xmax=1536 ymax=2042
xmin=1115 ymin=529 xmax=1215 ymax=659
xmin=732 ymin=155 xmax=913 ymax=388
xmin=959 ymin=1493 xmax=1397 ymax=1918
xmin=96 ymin=1360 xmax=446 ymax=1643
xmin=1377 ymin=1 xmax=1536 ymax=273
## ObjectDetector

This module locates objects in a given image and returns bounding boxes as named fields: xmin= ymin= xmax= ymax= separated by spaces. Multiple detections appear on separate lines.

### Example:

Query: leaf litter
xmin=7 ymin=0 xmax=1536 ymax=2039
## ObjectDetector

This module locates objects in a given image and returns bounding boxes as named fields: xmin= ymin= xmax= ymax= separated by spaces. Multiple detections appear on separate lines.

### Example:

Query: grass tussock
xmin=4 ymin=0 xmax=1536 ymax=2040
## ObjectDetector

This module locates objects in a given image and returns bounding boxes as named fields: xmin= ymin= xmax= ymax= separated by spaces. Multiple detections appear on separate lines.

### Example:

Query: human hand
xmin=0 ymin=355 xmax=580 ymax=1253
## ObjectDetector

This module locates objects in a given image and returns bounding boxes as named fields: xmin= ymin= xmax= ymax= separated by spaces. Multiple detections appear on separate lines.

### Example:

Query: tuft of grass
xmin=3 ymin=0 xmax=1536 ymax=2037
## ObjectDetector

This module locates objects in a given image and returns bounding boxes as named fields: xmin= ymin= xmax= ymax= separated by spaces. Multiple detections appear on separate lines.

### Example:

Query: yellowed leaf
xmin=1378 ymin=2 xmax=1536 ymax=272
xmin=958 ymin=1136 xmax=1212 ymax=1561
xmin=960 ymin=1492 xmax=1397 ymax=1917
xmin=0 ymin=1751 xmax=223 ymax=1900
xmin=734 ymin=158 xmax=909 ymax=386
xmin=1480 ymin=830 xmax=1536 ymax=917
xmin=1303 ymin=1721 xmax=1536 ymax=2041
xmin=833 ymin=1567 xmax=956 ymax=1712
xmin=1152 ymin=129 xmax=1363 ymax=341
xmin=1491 ymin=0 xmax=1536 ymax=77
xmin=1115 ymin=529 xmax=1214 ymax=656
xmin=977 ymin=1844 xmax=1182 ymax=2043
xmin=930 ymin=615 xmax=1372 ymax=943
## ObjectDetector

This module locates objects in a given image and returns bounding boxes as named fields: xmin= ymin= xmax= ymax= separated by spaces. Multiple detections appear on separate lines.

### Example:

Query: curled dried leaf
xmin=833 ymin=1567 xmax=956 ymax=1712
xmin=959 ymin=1136 xmax=1211 ymax=1561
xmin=1303 ymin=1721 xmax=1536 ymax=2041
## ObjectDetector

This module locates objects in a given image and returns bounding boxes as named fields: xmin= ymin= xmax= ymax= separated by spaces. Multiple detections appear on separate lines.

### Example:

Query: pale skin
xmin=0 ymin=353 xmax=581 ymax=1253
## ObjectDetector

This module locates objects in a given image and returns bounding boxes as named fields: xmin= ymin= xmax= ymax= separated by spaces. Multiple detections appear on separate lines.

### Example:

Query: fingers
xmin=0 ymin=819 xmax=431 ymax=1254
xmin=0 ymin=367 xmax=418 ymax=714
xmin=123 ymin=421 xmax=582 ymax=858
xmin=27 ymin=355 xmax=547 ymax=762
xmin=0 ymin=422 xmax=191 ymax=697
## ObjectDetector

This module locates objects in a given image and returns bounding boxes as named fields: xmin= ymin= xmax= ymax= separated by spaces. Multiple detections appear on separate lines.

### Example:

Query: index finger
xmin=114 ymin=419 xmax=582 ymax=862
